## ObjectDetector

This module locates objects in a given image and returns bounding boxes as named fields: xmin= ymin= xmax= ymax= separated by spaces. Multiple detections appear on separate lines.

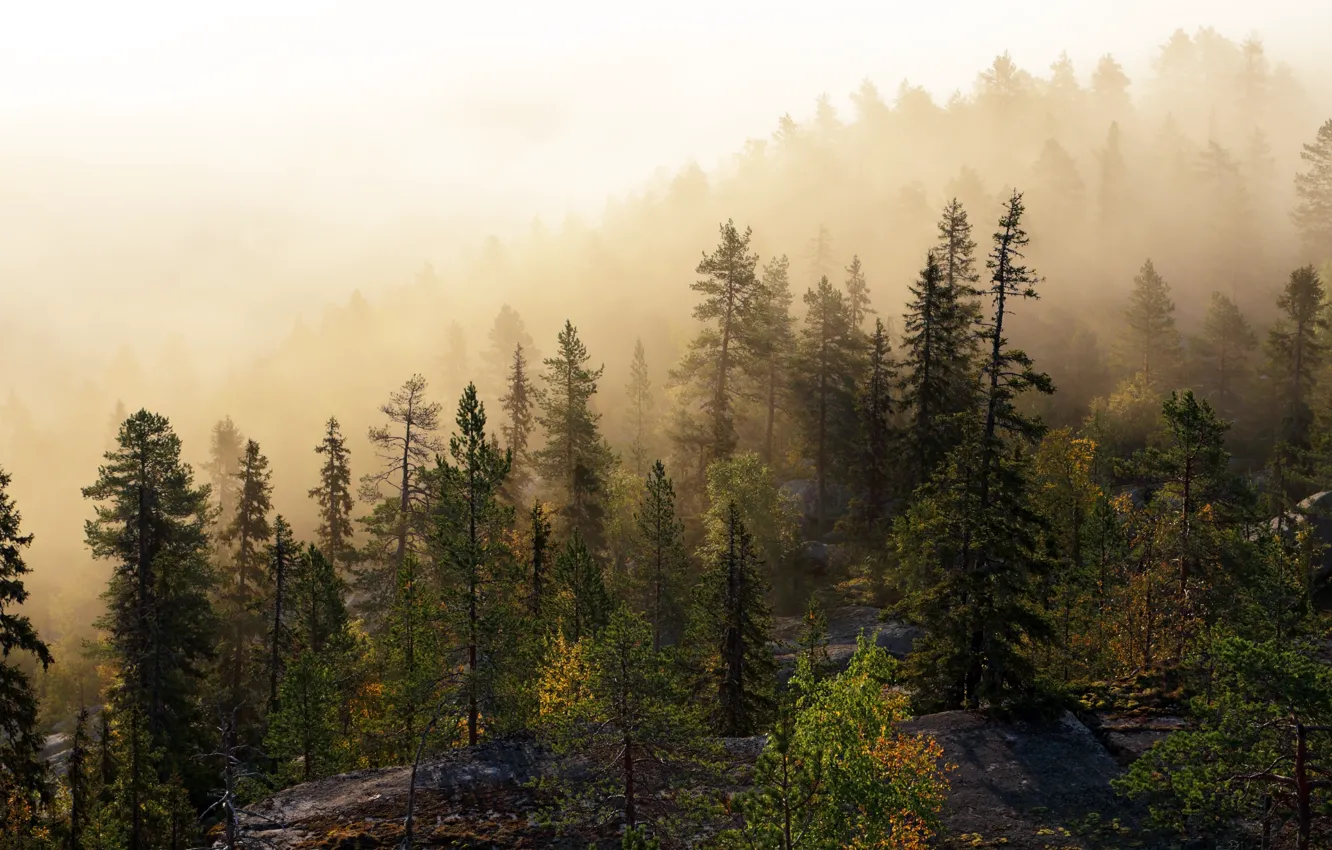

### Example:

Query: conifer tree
xmin=1293 ymin=118 xmax=1332 ymax=262
xmin=675 ymin=220 xmax=762 ymax=461
xmin=1265 ymin=265 xmax=1327 ymax=505
xmin=534 ymin=321 xmax=612 ymax=545
xmin=749 ymin=254 xmax=798 ymax=468
xmin=897 ymin=192 xmax=1055 ymax=711
xmin=360 ymin=375 xmax=444 ymax=612
xmin=482 ymin=304 xmax=535 ymax=391
xmin=500 ymin=343 xmax=537 ymax=500
xmin=219 ymin=439 xmax=272 ymax=735
xmin=529 ymin=501 xmax=552 ymax=619
xmin=900 ymin=251 xmax=974 ymax=489
xmin=380 ymin=554 xmax=443 ymax=762
xmin=442 ymin=322 xmax=469 ymax=400
xmin=1192 ymin=292 xmax=1258 ymax=419
xmin=796 ymin=594 xmax=833 ymax=683
xmin=848 ymin=319 xmax=898 ymax=536
xmin=843 ymin=255 xmax=874 ymax=330
xmin=704 ymin=502 xmax=776 ymax=736
xmin=433 ymin=383 xmax=513 ymax=746
xmin=309 ymin=417 xmax=355 ymax=572
xmin=554 ymin=532 xmax=610 ymax=643
xmin=625 ymin=339 xmax=654 ymax=476
xmin=0 ymin=466 xmax=52 ymax=800
xmin=290 ymin=545 xmax=350 ymax=657
xmin=792 ymin=276 xmax=863 ymax=535
xmin=805 ymin=225 xmax=835 ymax=282
xmin=83 ymin=410 xmax=217 ymax=829
xmin=265 ymin=649 xmax=340 ymax=785
xmin=204 ymin=417 xmax=245 ymax=541
xmin=632 ymin=461 xmax=688 ymax=651
xmin=266 ymin=516 xmax=298 ymax=715
xmin=1117 ymin=259 xmax=1182 ymax=387
xmin=64 ymin=707 xmax=91 ymax=850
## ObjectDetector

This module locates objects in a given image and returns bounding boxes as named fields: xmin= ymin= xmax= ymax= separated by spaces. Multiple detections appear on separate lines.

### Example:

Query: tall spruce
xmin=793 ymin=276 xmax=863 ymax=535
xmin=482 ymin=305 xmax=535 ymax=392
xmin=529 ymin=501 xmax=552 ymax=619
xmin=706 ymin=501 xmax=776 ymax=736
xmin=1117 ymin=259 xmax=1182 ymax=387
xmin=266 ymin=516 xmax=298 ymax=715
xmin=900 ymin=250 xmax=975 ymax=489
xmin=500 ymin=343 xmax=537 ymax=501
xmin=1192 ymin=292 xmax=1258 ymax=420
xmin=633 ymin=461 xmax=688 ymax=651
xmin=675 ymin=220 xmax=762 ymax=461
xmin=64 ymin=707 xmax=91 ymax=850
xmin=1265 ymin=265 xmax=1327 ymax=506
xmin=534 ymin=321 xmax=612 ymax=546
xmin=897 ymin=192 xmax=1055 ymax=710
xmin=290 ymin=545 xmax=350 ymax=658
xmin=83 ymin=410 xmax=217 ymax=839
xmin=936 ymin=198 xmax=982 ymax=325
xmin=433 ymin=383 xmax=514 ymax=746
xmin=849 ymin=319 xmax=899 ymax=535
xmin=309 ymin=417 xmax=355 ymax=572
xmin=843 ymin=255 xmax=875 ymax=330
xmin=360 ymin=375 xmax=444 ymax=612
xmin=219 ymin=439 xmax=272 ymax=731
xmin=205 ymin=417 xmax=245 ymax=542
xmin=0 ymin=466 xmax=52 ymax=798
xmin=625 ymin=339 xmax=654 ymax=476
xmin=554 ymin=532 xmax=611 ymax=643
xmin=752 ymin=254 xmax=797 ymax=467
xmin=1293 ymin=118 xmax=1332 ymax=262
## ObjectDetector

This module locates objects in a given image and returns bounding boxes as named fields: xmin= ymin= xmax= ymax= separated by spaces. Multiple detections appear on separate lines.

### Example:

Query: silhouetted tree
xmin=1293 ymin=119 xmax=1332 ymax=262
xmin=309 ymin=417 xmax=356 ymax=572
xmin=843 ymin=255 xmax=874 ymax=330
xmin=500 ymin=343 xmax=537 ymax=501
xmin=632 ymin=461 xmax=688 ymax=651
xmin=625 ymin=339 xmax=654 ymax=476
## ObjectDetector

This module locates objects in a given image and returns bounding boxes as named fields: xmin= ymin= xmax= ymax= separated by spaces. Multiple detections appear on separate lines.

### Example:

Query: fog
xmin=4 ymin=2 xmax=1332 ymax=654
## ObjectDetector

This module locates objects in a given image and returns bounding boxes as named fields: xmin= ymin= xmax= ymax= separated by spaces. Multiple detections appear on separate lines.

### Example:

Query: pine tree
xmin=792 ymin=276 xmax=863 ymax=536
xmin=843 ymin=255 xmax=875 ymax=330
xmin=900 ymin=250 xmax=974 ymax=489
xmin=1192 ymin=292 xmax=1258 ymax=419
xmin=1265 ymin=265 xmax=1327 ymax=506
xmin=500 ymin=343 xmax=537 ymax=501
xmin=309 ymin=417 xmax=355 ymax=573
xmin=290 ymin=545 xmax=350 ymax=658
xmin=359 ymin=375 xmax=444 ymax=613
xmin=675 ymin=220 xmax=762 ymax=461
xmin=1118 ymin=259 xmax=1182 ymax=387
xmin=705 ymin=502 xmax=776 ymax=736
xmin=633 ymin=461 xmax=688 ymax=651
xmin=433 ymin=383 xmax=514 ymax=746
xmin=380 ymin=554 xmax=443 ymax=763
xmin=554 ymin=532 xmax=610 ymax=643
xmin=83 ymin=410 xmax=217 ymax=834
xmin=751 ymin=255 xmax=797 ymax=467
xmin=625 ymin=339 xmax=654 ymax=476
xmin=0 ymin=466 xmax=52 ymax=799
xmin=796 ymin=594 xmax=833 ymax=683
xmin=219 ymin=439 xmax=272 ymax=734
xmin=265 ymin=650 xmax=341 ymax=784
xmin=1293 ymin=119 xmax=1332 ymax=263
xmin=266 ymin=516 xmax=298 ymax=715
xmin=534 ymin=321 xmax=612 ymax=546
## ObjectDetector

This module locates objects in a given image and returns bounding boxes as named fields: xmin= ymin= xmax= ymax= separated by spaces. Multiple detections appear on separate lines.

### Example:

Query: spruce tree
xmin=705 ymin=501 xmax=776 ymax=736
xmin=219 ymin=439 xmax=272 ymax=737
xmin=625 ymin=339 xmax=654 ymax=476
xmin=1265 ymin=265 xmax=1327 ymax=506
xmin=266 ymin=516 xmax=298 ymax=715
xmin=204 ymin=417 xmax=245 ymax=541
xmin=290 ymin=545 xmax=350 ymax=658
xmin=897 ymin=192 xmax=1055 ymax=711
xmin=64 ymin=707 xmax=91 ymax=850
xmin=633 ymin=461 xmax=688 ymax=651
xmin=265 ymin=649 xmax=340 ymax=784
xmin=83 ymin=410 xmax=217 ymax=832
xmin=534 ymin=321 xmax=612 ymax=546
xmin=848 ymin=318 xmax=899 ymax=537
xmin=433 ymin=383 xmax=514 ymax=746
xmin=500 ymin=343 xmax=537 ymax=501
xmin=792 ymin=276 xmax=863 ymax=536
xmin=554 ymin=531 xmax=610 ymax=643
xmin=308 ymin=416 xmax=355 ymax=573
xmin=529 ymin=501 xmax=552 ymax=620
xmin=0 ymin=466 xmax=52 ymax=799
xmin=359 ymin=375 xmax=444 ymax=614
xmin=1192 ymin=292 xmax=1257 ymax=419
xmin=482 ymin=304 xmax=535 ymax=391
xmin=1293 ymin=118 xmax=1332 ymax=263
xmin=674 ymin=220 xmax=762 ymax=461
xmin=752 ymin=254 xmax=797 ymax=467
xmin=380 ymin=554 xmax=443 ymax=763
xmin=1117 ymin=259 xmax=1182 ymax=387
xmin=900 ymin=251 xmax=974 ymax=490
xmin=843 ymin=255 xmax=875 ymax=330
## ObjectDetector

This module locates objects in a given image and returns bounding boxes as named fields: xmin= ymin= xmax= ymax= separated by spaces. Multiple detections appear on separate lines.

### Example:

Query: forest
xmin=5 ymin=23 xmax=1332 ymax=850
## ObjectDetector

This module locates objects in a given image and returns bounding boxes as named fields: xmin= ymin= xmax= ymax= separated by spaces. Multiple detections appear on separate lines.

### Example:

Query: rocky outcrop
xmin=771 ymin=605 xmax=921 ymax=682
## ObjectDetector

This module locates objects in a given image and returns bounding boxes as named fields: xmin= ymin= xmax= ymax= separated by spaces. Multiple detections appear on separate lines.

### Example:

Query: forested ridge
xmin=6 ymin=25 xmax=1332 ymax=849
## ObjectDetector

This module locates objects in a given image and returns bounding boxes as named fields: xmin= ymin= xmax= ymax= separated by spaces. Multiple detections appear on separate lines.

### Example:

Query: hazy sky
xmin=3 ymin=1 xmax=1329 ymax=372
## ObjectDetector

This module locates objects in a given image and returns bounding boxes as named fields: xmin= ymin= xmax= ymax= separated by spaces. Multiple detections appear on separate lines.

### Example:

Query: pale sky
xmin=1 ymin=1 xmax=1328 ymax=371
